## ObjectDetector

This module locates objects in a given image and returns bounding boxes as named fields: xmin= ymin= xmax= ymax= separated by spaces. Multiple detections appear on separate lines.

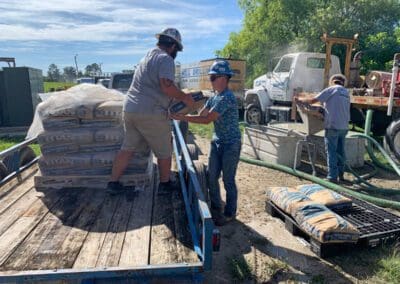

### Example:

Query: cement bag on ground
xmin=266 ymin=187 xmax=311 ymax=215
xmin=27 ymin=84 xmax=123 ymax=139
xmin=295 ymin=184 xmax=352 ymax=210
xmin=38 ymin=129 xmax=94 ymax=145
xmin=291 ymin=201 xmax=359 ymax=243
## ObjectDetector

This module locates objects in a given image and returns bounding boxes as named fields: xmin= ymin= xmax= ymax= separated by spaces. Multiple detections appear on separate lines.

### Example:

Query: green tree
xmin=63 ymin=66 xmax=77 ymax=82
xmin=220 ymin=0 xmax=400 ymax=86
xmin=84 ymin=63 xmax=102 ymax=76
xmin=47 ymin=63 xmax=61 ymax=82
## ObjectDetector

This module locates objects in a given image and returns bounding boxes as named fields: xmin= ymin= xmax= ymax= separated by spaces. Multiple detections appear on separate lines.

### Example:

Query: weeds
xmin=228 ymin=255 xmax=252 ymax=281
xmin=376 ymin=245 xmax=400 ymax=284
xmin=265 ymin=258 xmax=289 ymax=278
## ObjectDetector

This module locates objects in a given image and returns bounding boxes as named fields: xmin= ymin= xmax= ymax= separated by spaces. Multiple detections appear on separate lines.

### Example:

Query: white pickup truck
xmin=244 ymin=52 xmax=340 ymax=124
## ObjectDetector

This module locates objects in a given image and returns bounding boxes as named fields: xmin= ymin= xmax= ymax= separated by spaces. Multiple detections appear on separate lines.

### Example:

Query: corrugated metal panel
xmin=0 ymin=67 xmax=43 ymax=127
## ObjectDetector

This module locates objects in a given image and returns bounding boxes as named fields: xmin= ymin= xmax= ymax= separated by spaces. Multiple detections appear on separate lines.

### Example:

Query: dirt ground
xmin=189 ymin=135 xmax=400 ymax=284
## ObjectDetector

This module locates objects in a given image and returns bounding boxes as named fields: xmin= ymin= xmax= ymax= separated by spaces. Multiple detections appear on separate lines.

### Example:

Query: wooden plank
xmin=0 ymin=188 xmax=77 ymax=270
xmin=72 ymin=195 xmax=121 ymax=269
xmin=95 ymin=193 xmax=135 ymax=267
xmin=0 ymin=164 xmax=38 ymax=196
xmin=0 ymin=186 xmax=42 ymax=237
xmin=0 ymin=174 xmax=35 ymax=215
xmin=118 ymin=173 xmax=155 ymax=267
xmin=149 ymin=188 xmax=178 ymax=265
xmin=23 ymin=188 xmax=96 ymax=270
xmin=31 ymin=188 xmax=106 ymax=270
xmin=171 ymin=188 xmax=199 ymax=263
xmin=0 ymin=188 xmax=64 ymax=268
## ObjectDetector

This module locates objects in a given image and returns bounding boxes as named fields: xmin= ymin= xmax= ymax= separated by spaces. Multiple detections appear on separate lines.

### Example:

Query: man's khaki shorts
xmin=121 ymin=112 xmax=172 ymax=159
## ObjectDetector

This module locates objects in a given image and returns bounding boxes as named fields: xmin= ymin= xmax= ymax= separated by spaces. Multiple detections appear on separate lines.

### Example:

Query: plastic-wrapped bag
xmin=27 ymin=84 xmax=123 ymax=139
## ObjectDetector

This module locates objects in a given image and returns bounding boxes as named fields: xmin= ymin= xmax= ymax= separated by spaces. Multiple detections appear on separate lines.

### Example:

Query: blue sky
xmin=0 ymin=0 xmax=244 ymax=74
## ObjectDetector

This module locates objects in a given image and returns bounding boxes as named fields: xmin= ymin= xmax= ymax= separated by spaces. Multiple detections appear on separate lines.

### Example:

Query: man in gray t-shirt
xmin=296 ymin=74 xmax=350 ymax=183
xmin=107 ymin=28 xmax=195 ymax=195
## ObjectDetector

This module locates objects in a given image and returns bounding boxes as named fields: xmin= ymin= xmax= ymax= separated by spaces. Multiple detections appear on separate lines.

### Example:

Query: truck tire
xmin=2 ymin=146 xmax=36 ymax=173
xmin=20 ymin=146 xmax=36 ymax=166
xmin=384 ymin=119 xmax=400 ymax=163
xmin=193 ymin=161 xmax=209 ymax=203
xmin=187 ymin=144 xmax=199 ymax=161
xmin=0 ymin=161 xmax=8 ymax=180
xmin=178 ymin=121 xmax=189 ymax=143
xmin=245 ymin=104 xmax=264 ymax=125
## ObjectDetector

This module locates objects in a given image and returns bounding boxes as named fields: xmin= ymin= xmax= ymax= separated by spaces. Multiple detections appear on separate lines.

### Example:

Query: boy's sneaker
xmin=224 ymin=214 xmax=236 ymax=223
xmin=106 ymin=181 xmax=125 ymax=195
xmin=157 ymin=180 xmax=179 ymax=195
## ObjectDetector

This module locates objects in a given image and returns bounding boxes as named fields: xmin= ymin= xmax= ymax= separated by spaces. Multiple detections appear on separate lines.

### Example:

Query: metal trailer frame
xmin=0 ymin=121 xmax=215 ymax=283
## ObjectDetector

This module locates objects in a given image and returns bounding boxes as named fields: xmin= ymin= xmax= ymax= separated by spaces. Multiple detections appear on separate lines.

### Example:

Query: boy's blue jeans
xmin=208 ymin=140 xmax=241 ymax=218
xmin=324 ymin=129 xmax=348 ymax=180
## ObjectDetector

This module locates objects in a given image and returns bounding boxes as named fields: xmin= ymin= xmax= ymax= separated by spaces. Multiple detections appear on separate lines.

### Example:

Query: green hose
xmin=363 ymin=109 xmax=398 ymax=173
xmin=240 ymin=156 xmax=400 ymax=210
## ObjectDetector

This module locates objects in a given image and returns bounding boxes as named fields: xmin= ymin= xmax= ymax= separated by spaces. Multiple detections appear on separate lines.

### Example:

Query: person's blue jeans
xmin=324 ymin=129 xmax=348 ymax=180
xmin=208 ymin=140 xmax=241 ymax=218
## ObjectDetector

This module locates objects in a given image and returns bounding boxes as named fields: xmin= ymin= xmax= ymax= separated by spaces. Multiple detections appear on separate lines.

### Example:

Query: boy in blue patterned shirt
xmin=171 ymin=60 xmax=241 ymax=226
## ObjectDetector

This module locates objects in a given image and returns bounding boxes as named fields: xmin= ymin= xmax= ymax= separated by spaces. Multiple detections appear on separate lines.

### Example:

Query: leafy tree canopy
xmin=219 ymin=0 xmax=400 ymax=87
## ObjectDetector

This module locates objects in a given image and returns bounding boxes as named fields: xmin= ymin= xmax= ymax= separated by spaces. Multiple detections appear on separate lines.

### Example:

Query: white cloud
xmin=0 ymin=0 xmax=240 ymax=42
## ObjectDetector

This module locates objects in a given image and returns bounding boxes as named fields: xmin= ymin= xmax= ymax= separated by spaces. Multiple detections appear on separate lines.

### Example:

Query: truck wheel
xmin=193 ymin=161 xmax=209 ymax=203
xmin=245 ymin=104 xmax=264 ymax=125
xmin=0 ymin=161 xmax=8 ymax=180
xmin=20 ymin=146 xmax=36 ymax=166
xmin=187 ymin=144 xmax=199 ymax=161
xmin=2 ymin=146 xmax=36 ymax=172
xmin=178 ymin=121 xmax=189 ymax=143
xmin=384 ymin=119 xmax=400 ymax=162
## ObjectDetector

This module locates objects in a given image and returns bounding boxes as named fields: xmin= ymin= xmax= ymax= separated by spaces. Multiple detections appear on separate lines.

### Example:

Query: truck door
xmin=268 ymin=56 xmax=294 ymax=101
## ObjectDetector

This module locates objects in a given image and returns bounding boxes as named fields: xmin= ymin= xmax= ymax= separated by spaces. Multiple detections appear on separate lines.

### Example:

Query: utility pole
xmin=74 ymin=54 xmax=79 ymax=78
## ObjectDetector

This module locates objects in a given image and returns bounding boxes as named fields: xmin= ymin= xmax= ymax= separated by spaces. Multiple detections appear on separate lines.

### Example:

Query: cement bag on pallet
xmin=266 ymin=187 xmax=311 ymax=215
xmin=94 ymin=101 xmax=123 ymax=119
xmin=291 ymin=201 xmax=359 ymax=243
xmin=38 ymin=129 xmax=95 ymax=145
xmin=27 ymin=84 xmax=123 ymax=139
xmin=295 ymin=184 xmax=352 ymax=211
xmin=40 ymin=143 xmax=122 ymax=155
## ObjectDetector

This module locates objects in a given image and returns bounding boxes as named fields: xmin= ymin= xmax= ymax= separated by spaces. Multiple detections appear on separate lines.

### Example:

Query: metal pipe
xmin=387 ymin=53 xmax=400 ymax=116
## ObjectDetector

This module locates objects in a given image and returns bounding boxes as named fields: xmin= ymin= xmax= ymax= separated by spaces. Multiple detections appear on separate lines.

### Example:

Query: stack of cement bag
xmin=29 ymin=84 xmax=152 ymax=189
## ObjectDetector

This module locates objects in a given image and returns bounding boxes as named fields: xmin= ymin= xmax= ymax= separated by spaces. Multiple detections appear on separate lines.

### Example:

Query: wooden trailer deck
xmin=0 ymin=164 xmax=199 ymax=275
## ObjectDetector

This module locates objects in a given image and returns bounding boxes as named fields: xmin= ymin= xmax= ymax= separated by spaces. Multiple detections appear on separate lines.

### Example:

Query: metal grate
xmin=333 ymin=197 xmax=400 ymax=237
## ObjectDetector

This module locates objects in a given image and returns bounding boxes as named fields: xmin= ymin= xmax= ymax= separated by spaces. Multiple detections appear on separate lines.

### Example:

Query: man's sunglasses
xmin=209 ymin=75 xmax=225 ymax=82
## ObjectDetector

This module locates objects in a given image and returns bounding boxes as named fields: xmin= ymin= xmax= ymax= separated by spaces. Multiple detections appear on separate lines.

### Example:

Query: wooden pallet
xmin=34 ymin=158 xmax=154 ymax=190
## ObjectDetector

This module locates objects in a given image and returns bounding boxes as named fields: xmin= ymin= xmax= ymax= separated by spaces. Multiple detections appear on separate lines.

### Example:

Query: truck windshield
xmin=274 ymin=57 xmax=293 ymax=73
xmin=111 ymin=74 xmax=133 ymax=91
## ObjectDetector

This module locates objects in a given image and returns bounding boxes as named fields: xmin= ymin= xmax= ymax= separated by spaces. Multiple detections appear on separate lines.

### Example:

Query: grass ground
xmin=43 ymin=81 xmax=76 ymax=92
xmin=0 ymin=137 xmax=40 ymax=156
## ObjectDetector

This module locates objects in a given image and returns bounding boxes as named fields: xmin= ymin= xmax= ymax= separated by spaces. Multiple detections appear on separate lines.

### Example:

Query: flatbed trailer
xmin=0 ymin=121 xmax=215 ymax=283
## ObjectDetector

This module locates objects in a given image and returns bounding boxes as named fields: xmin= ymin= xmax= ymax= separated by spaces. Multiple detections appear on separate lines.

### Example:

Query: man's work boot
xmin=106 ymin=181 xmax=125 ymax=195
xmin=157 ymin=180 xmax=179 ymax=195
